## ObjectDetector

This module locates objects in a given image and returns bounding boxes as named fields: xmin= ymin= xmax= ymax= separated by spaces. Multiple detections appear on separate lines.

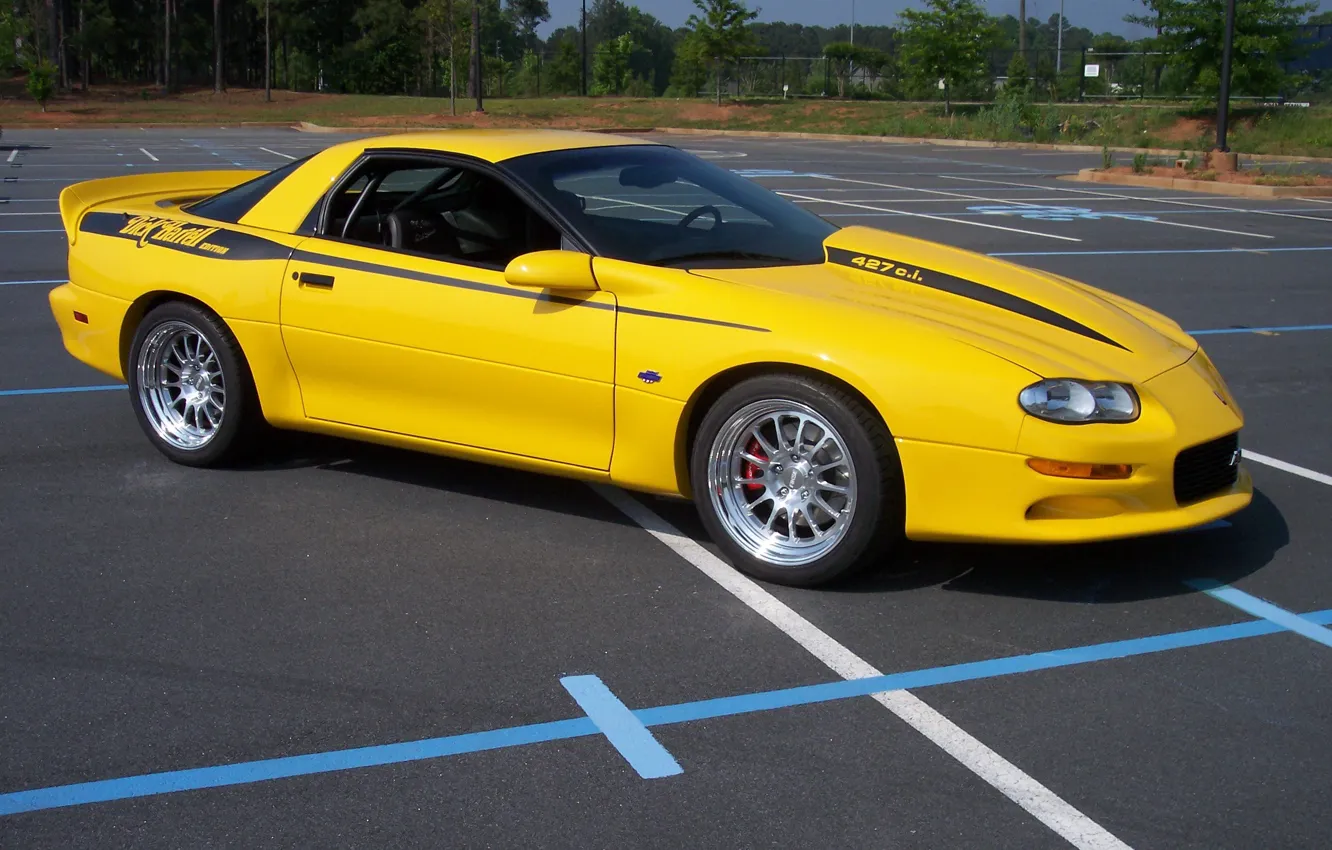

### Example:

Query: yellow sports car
xmin=50 ymin=130 xmax=1251 ymax=586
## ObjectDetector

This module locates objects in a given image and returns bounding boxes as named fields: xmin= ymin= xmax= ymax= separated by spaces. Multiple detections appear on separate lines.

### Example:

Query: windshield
xmin=503 ymin=145 xmax=837 ymax=267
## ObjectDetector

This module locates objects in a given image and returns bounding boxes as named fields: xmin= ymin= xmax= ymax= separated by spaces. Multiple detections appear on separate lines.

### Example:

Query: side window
xmin=320 ymin=157 xmax=563 ymax=268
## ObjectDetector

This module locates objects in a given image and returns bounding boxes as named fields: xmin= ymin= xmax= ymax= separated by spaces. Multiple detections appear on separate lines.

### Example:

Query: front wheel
xmin=691 ymin=375 xmax=905 ymax=587
xmin=128 ymin=302 xmax=261 ymax=467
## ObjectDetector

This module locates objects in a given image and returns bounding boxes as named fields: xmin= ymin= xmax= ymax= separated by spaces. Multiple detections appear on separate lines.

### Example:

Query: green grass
xmin=2 ymin=84 xmax=1330 ymax=158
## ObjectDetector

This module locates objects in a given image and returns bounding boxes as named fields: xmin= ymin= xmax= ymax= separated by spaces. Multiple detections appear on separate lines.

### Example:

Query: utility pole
xmin=264 ymin=0 xmax=271 ymax=102
xmin=580 ymin=0 xmax=587 ymax=96
xmin=163 ymin=0 xmax=170 ymax=93
xmin=1216 ymin=0 xmax=1237 ymax=152
xmin=213 ymin=0 xmax=223 ymax=93
xmin=850 ymin=0 xmax=855 ymax=46
xmin=1019 ymin=0 xmax=1026 ymax=58
xmin=472 ymin=0 xmax=483 ymax=111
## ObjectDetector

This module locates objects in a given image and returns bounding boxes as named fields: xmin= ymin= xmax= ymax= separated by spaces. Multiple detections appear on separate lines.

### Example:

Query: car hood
xmin=689 ymin=226 xmax=1198 ymax=383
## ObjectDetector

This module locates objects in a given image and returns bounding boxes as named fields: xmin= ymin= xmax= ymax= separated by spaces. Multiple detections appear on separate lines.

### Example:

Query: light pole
xmin=1056 ymin=0 xmax=1064 ymax=74
xmin=850 ymin=0 xmax=856 ymax=46
xmin=581 ymin=0 xmax=588 ymax=96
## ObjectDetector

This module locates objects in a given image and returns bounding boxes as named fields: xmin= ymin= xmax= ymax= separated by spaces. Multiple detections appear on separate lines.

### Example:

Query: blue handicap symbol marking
xmin=966 ymin=204 xmax=1159 ymax=222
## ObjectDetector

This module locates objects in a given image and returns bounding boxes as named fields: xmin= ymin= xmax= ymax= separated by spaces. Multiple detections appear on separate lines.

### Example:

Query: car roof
xmin=338 ymin=129 xmax=660 ymax=164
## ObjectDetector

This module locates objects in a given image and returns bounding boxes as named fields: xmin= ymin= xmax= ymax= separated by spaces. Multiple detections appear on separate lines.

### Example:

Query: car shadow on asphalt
xmin=241 ymin=431 xmax=1287 ymax=605
xmin=837 ymin=489 xmax=1288 ymax=604
xmin=239 ymin=430 xmax=645 ymax=527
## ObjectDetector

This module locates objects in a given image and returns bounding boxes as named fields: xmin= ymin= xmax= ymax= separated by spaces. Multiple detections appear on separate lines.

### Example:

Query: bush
xmin=1102 ymin=145 xmax=1113 ymax=169
xmin=1132 ymin=152 xmax=1148 ymax=173
xmin=26 ymin=60 xmax=57 ymax=112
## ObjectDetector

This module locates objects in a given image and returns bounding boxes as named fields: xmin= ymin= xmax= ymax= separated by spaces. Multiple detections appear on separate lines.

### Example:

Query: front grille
xmin=1174 ymin=432 xmax=1241 ymax=505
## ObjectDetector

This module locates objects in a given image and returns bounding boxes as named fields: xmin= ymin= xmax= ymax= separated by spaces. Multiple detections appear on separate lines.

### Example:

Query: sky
xmin=539 ymin=0 xmax=1331 ymax=39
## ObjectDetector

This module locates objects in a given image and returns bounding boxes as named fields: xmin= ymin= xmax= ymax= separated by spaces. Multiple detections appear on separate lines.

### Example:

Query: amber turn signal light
xmin=1026 ymin=458 xmax=1132 ymax=480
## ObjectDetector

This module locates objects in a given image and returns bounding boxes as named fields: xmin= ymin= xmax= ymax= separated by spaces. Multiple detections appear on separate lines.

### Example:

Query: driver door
xmin=280 ymin=153 xmax=617 ymax=470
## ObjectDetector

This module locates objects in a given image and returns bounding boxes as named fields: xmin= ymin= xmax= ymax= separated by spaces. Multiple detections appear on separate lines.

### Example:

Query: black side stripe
xmin=290 ymin=249 xmax=770 ymax=333
xmin=826 ymin=246 xmax=1127 ymax=350
xmin=79 ymin=211 xmax=768 ymax=333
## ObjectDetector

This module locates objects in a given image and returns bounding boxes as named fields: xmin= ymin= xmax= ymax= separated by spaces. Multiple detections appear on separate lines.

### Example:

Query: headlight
xmin=1018 ymin=379 xmax=1138 ymax=423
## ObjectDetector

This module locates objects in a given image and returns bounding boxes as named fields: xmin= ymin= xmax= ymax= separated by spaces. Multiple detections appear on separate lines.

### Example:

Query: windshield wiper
xmin=657 ymin=250 xmax=799 ymax=267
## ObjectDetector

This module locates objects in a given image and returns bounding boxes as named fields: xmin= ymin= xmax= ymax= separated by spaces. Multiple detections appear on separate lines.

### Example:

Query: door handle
xmin=296 ymin=271 xmax=335 ymax=289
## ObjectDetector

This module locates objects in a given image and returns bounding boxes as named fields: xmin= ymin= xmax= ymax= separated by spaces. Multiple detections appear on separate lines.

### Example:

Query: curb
xmin=652 ymin=127 xmax=1332 ymax=164
xmin=1067 ymin=168 xmax=1332 ymax=198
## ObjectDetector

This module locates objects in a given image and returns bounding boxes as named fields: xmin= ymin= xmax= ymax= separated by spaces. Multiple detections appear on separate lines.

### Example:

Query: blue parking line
xmin=1187 ymin=580 xmax=1332 ymax=649
xmin=4 ymin=607 xmax=1330 ymax=816
xmin=1188 ymin=324 xmax=1332 ymax=336
xmin=990 ymin=246 xmax=1332 ymax=258
xmin=0 ymin=384 xmax=126 ymax=397
xmin=561 ymin=675 xmax=683 ymax=779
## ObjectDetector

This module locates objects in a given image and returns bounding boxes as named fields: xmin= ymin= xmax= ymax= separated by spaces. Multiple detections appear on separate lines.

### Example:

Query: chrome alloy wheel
xmin=135 ymin=320 xmax=226 ymax=450
xmin=706 ymin=399 xmax=857 ymax=567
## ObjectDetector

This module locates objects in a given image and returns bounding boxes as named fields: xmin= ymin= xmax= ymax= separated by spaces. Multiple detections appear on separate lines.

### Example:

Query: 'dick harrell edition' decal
xmin=79 ymin=212 xmax=291 ymax=261
xmin=118 ymin=216 xmax=227 ymax=253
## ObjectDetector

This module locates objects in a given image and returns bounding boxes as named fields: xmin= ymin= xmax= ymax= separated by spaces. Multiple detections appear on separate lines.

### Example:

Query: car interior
xmin=322 ymin=158 xmax=564 ymax=268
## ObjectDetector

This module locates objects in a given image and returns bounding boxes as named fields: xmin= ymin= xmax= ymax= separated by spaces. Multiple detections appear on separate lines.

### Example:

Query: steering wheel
xmin=679 ymin=205 xmax=722 ymax=230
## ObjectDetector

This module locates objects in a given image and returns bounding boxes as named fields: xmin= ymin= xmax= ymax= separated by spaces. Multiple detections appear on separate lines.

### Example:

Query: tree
xmin=823 ymin=42 xmax=886 ymax=97
xmin=898 ymin=0 xmax=997 ymax=114
xmin=667 ymin=31 xmax=710 ymax=96
xmin=685 ymin=0 xmax=759 ymax=106
xmin=26 ymin=59 xmax=57 ymax=111
xmin=1128 ymin=0 xmax=1317 ymax=98
xmin=1005 ymin=51 xmax=1030 ymax=93
xmin=506 ymin=0 xmax=548 ymax=50
xmin=546 ymin=35 xmax=581 ymax=94
xmin=591 ymin=31 xmax=635 ymax=94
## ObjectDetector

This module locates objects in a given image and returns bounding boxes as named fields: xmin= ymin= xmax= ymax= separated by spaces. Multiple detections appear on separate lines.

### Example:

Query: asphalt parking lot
xmin=2 ymin=127 xmax=1330 ymax=849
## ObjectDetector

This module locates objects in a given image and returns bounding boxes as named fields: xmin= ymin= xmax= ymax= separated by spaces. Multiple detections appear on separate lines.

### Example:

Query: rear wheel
xmin=128 ymin=302 xmax=261 ymax=467
xmin=691 ymin=374 xmax=904 ymax=587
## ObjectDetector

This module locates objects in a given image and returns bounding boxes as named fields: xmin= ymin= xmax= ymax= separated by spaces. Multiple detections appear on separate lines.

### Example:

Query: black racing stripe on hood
xmin=80 ymin=211 xmax=292 ymax=261
xmin=826 ymin=246 xmax=1127 ymax=350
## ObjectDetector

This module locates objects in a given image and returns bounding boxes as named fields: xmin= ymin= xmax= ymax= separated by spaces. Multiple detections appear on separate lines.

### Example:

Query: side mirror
xmin=504 ymin=250 xmax=598 ymax=291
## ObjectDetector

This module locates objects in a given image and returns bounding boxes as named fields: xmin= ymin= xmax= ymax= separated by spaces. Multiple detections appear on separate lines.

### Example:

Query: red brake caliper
xmin=742 ymin=438 xmax=767 ymax=492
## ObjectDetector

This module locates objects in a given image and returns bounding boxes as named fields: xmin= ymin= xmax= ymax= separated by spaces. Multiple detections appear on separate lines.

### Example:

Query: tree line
xmin=1 ymin=0 xmax=1324 ymax=106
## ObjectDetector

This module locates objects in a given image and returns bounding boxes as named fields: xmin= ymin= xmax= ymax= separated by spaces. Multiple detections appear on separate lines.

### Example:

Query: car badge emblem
xmin=1213 ymin=389 xmax=1229 ymax=406
xmin=637 ymin=370 xmax=662 ymax=384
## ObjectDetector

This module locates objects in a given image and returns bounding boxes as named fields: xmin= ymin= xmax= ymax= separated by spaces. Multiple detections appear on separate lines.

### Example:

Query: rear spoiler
xmin=58 ymin=170 xmax=264 ymax=246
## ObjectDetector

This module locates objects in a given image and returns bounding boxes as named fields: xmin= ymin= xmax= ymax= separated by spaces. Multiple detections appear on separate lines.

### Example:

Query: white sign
xmin=1084 ymin=64 xmax=1100 ymax=78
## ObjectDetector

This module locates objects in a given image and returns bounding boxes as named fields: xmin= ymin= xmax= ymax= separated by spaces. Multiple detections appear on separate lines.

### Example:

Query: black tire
xmin=690 ymin=374 xmax=905 ymax=587
xmin=127 ymin=301 xmax=263 ymax=467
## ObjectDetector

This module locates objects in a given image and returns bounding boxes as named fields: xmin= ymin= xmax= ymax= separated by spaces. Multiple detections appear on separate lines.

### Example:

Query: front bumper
xmin=897 ymin=353 xmax=1252 ymax=544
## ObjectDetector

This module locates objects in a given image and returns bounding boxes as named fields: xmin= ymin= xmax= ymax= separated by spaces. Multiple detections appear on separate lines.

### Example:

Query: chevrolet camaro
xmin=49 ymin=130 xmax=1251 ymax=586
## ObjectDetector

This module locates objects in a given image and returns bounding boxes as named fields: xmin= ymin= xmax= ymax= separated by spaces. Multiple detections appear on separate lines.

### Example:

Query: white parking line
xmin=140 ymin=148 xmax=158 ymax=162
xmin=6 ymin=149 xmax=17 ymax=163
xmin=807 ymin=174 xmax=1270 ymax=239
xmin=1243 ymin=452 xmax=1332 ymax=487
xmin=939 ymin=175 xmax=1332 ymax=225
xmin=260 ymin=147 xmax=297 ymax=160
xmin=0 ymin=212 xmax=59 ymax=216
xmin=593 ymin=485 xmax=1131 ymax=850
xmin=777 ymin=192 xmax=1082 ymax=242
